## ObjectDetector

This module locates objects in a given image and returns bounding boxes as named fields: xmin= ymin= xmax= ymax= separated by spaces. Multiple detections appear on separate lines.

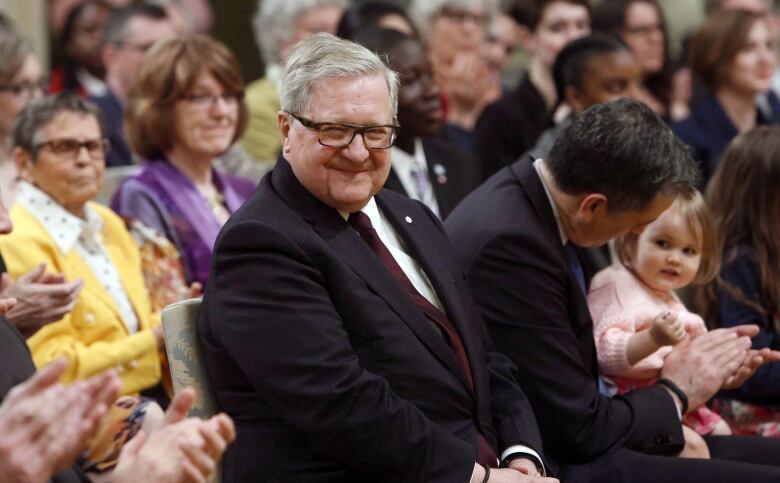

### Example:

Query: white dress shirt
xmin=390 ymin=138 xmax=441 ymax=217
xmin=18 ymin=182 xmax=140 ymax=333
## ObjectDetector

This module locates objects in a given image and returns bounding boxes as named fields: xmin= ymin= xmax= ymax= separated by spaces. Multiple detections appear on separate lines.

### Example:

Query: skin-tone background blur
xmin=0 ymin=0 xmax=710 ymax=93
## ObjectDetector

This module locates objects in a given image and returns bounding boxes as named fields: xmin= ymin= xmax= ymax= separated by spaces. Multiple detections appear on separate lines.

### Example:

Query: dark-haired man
xmin=447 ymin=99 xmax=780 ymax=482
xmin=91 ymin=3 xmax=175 ymax=166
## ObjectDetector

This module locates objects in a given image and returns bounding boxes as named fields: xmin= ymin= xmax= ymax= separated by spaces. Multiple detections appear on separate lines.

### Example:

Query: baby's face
xmin=631 ymin=205 xmax=702 ymax=293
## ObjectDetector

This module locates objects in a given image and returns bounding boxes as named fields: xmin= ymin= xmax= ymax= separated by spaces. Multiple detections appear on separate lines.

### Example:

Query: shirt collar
xmin=533 ymin=158 xmax=567 ymax=245
xmin=17 ymin=181 xmax=102 ymax=254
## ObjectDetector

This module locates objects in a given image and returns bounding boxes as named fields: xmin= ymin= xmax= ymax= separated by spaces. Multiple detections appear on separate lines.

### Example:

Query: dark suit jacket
xmin=90 ymin=89 xmax=133 ymax=168
xmin=383 ymin=136 xmax=483 ymax=219
xmin=0 ymin=317 xmax=88 ymax=483
xmin=445 ymin=156 xmax=684 ymax=474
xmin=672 ymin=93 xmax=780 ymax=189
xmin=472 ymin=76 xmax=550 ymax=179
xmin=198 ymin=157 xmax=544 ymax=482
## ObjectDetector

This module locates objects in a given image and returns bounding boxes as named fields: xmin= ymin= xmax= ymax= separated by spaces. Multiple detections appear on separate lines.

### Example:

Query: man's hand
xmin=0 ymin=358 xmax=120 ymax=483
xmin=649 ymin=311 xmax=685 ymax=346
xmin=661 ymin=326 xmax=755 ymax=411
xmin=113 ymin=388 xmax=236 ymax=483
xmin=722 ymin=347 xmax=780 ymax=389
xmin=470 ymin=463 xmax=559 ymax=483
xmin=0 ymin=264 xmax=83 ymax=338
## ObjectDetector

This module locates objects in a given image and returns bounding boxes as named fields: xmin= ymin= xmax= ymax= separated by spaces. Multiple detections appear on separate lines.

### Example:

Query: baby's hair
xmin=614 ymin=188 xmax=719 ymax=285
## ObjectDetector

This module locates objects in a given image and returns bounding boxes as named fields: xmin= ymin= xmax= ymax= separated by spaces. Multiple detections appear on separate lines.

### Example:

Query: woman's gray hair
xmin=280 ymin=33 xmax=399 ymax=117
xmin=12 ymin=92 xmax=105 ymax=159
xmin=408 ymin=0 xmax=494 ymax=35
xmin=253 ymin=0 xmax=348 ymax=66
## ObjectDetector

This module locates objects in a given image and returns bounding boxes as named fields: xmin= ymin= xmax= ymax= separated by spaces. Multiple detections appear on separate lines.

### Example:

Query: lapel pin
xmin=433 ymin=164 xmax=448 ymax=184
xmin=405 ymin=216 xmax=413 ymax=223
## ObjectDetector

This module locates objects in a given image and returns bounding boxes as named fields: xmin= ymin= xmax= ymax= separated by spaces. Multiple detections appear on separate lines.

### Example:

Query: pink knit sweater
xmin=587 ymin=263 xmax=707 ymax=379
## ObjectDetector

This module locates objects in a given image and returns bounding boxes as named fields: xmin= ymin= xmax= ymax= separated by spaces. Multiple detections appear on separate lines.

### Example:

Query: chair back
xmin=161 ymin=298 xmax=217 ymax=418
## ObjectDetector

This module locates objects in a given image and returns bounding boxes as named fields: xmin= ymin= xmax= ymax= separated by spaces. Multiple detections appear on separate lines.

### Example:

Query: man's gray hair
xmin=280 ymin=33 xmax=399 ymax=117
xmin=408 ymin=0 xmax=494 ymax=35
xmin=253 ymin=0 xmax=348 ymax=66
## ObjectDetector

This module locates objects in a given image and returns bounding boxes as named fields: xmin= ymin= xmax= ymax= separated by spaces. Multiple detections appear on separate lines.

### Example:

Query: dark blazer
xmin=0 ymin=317 xmax=88 ymax=483
xmin=716 ymin=244 xmax=780 ymax=403
xmin=383 ymin=136 xmax=483 ymax=219
xmin=90 ymin=89 xmax=133 ymax=168
xmin=472 ymin=76 xmax=550 ymax=179
xmin=445 ymin=156 xmax=684 ymax=474
xmin=672 ymin=93 xmax=780 ymax=189
xmin=198 ymin=157 xmax=544 ymax=482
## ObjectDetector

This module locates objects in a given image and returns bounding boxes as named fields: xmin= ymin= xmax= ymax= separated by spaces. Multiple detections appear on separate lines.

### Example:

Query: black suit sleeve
xmin=465 ymin=231 xmax=683 ymax=461
xmin=207 ymin=218 xmax=474 ymax=482
xmin=420 ymin=204 xmax=546 ymax=460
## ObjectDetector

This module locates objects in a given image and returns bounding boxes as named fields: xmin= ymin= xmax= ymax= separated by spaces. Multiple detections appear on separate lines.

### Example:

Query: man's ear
xmin=565 ymin=85 xmax=586 ymax=114
xmin=277 ymin=111 xmax=292 ymax=153
xmin=12 ymin=147 xmax=33 ymax=182
xmin=577 ymin=193 xmax=607 ymax=222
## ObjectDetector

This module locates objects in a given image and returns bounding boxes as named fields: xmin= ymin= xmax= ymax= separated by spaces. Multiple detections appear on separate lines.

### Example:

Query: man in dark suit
xmin=199 ymin=33 xmax=553 ymax=482
xmin=446 ymin=99 xmax=780 ymax=482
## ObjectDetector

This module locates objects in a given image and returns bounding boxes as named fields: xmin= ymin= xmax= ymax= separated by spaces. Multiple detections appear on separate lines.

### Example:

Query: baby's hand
xmin=649 ymin=311 xmax=685 ymax=346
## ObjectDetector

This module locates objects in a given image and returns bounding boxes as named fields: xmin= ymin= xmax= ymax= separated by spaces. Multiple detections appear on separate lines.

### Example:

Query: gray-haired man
xmin=199 ymin=33 xmax=553 ymax=482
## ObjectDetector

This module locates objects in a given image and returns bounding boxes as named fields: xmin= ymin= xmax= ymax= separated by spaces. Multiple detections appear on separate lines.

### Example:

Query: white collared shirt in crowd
xmin=17 ymin=182 xmax=140 ymax=333
xmin=390 ymin=138 xmax=440 ymax=217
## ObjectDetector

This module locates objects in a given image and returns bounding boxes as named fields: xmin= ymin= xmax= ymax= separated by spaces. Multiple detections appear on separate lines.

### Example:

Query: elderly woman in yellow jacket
xmin=0 ymin=92 xmax=164 ymax=396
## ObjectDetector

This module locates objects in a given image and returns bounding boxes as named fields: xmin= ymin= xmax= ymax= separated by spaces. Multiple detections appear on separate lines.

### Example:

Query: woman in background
xmin=112 ymin=35 xmax=254 ymax=287
xmin=673 ymin=9 xmax=778 ymax=189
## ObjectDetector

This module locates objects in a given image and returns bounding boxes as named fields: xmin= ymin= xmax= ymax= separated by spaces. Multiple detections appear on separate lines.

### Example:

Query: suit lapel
xmin=271 ymin=158 xmax=474 ymax=395
xmin=376 ymin=193 xmax=476 ymax=396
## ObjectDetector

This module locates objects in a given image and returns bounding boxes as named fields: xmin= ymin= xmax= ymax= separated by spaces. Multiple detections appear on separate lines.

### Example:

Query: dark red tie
xmin=348 ymin=211 xmax=497 ymax=466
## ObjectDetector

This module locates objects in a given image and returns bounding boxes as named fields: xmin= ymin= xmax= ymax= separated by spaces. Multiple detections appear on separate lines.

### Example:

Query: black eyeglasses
xmin=35 ymin=138 xmax=111 ymax=160
xmin=0 ymin=79 xmax=47 ymax=99
xmin=180 ymin=92 xmax=244 ymax=110
xmin=287 ymin=112 xmax=400 ymax=149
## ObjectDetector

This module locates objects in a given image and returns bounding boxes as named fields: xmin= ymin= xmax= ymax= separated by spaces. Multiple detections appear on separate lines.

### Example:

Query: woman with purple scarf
xmin=112 ymin=35 xmax=255 ymax=287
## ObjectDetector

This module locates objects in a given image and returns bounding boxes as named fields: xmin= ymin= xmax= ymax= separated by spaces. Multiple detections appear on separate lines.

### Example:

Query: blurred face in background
xmin=723 ymin=18 xmax=776 ymax=95
xmin=66 ymin=2 xmax=113 ymax=77
xmin=429 ymin=1 xmax=487 ymax=63
xmin=104 ymin=15 xmax=176 ymax=100
xmin=172 ymin=68 xmax=241 ymax=161
xmin=0 ymin=54 xmax=44 ymax=141
xmin=278 ymin=4 xmax=345 ymax=62
xmin=567 ymin=49 xmax=643 ymax=113
xmin=621 ymin=1 xmax=665 ymax=76
xmin=531 ymin=1 xmax=591 ymax=68
xmin=392 ymin=38 xmax=443 ymax=138
xmin=481 ymin=13 xmax=521 ymax=73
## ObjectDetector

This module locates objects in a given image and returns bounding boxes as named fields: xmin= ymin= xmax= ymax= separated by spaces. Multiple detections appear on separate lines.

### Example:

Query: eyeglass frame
xmin=437 ymin=6 xmax=487 ymax=26
xmin=33 ymin=137 xmax=112 ymax=161
xmin=0 ymin=78 xmax=48 ymax=99
xmin=179 ymin=91 xmax=245 ymax=110
xmin=286 ymin=111 xmax=401 ymax=150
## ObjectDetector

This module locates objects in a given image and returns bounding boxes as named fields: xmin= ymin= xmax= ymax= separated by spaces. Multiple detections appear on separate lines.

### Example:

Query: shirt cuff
xmin=500 ymin=445 xmax=546 ymax=476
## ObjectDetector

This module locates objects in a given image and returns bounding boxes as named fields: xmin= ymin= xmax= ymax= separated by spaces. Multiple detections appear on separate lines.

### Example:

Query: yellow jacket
xmin=0 ymin=202 xmax=162 ymax=395
xmin=240 ymin=76 xmax=282 ymax=161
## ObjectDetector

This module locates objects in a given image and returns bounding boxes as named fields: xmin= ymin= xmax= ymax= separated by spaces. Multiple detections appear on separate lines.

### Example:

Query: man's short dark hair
xmin=552 ymin=33 xmax=627 ymax=101
xmin=103 ymin=2 xmax=168 ymax=45
xmin=12 ymin=92 xmax=105 ymax=159
xmin=546 ymin=99 xmax=698 ymax=212
xmin=509 ymin=0 xmax=590 ymax=30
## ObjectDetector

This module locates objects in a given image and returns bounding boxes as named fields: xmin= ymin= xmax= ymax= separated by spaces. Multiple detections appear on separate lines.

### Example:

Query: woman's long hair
xmin=697 ymin=127 xmax=780 ymax=332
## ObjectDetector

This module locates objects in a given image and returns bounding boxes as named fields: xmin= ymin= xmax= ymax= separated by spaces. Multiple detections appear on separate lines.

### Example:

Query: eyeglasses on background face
xmin=0 ymin=78 xmax=47 ymax=100
xmin=180 ymin=92 xmax=244 ymax=110
xmin=287 ymin=112 xmax=400 ymax=149
xmin=34 ymin=138 xmax=111 ymax=160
